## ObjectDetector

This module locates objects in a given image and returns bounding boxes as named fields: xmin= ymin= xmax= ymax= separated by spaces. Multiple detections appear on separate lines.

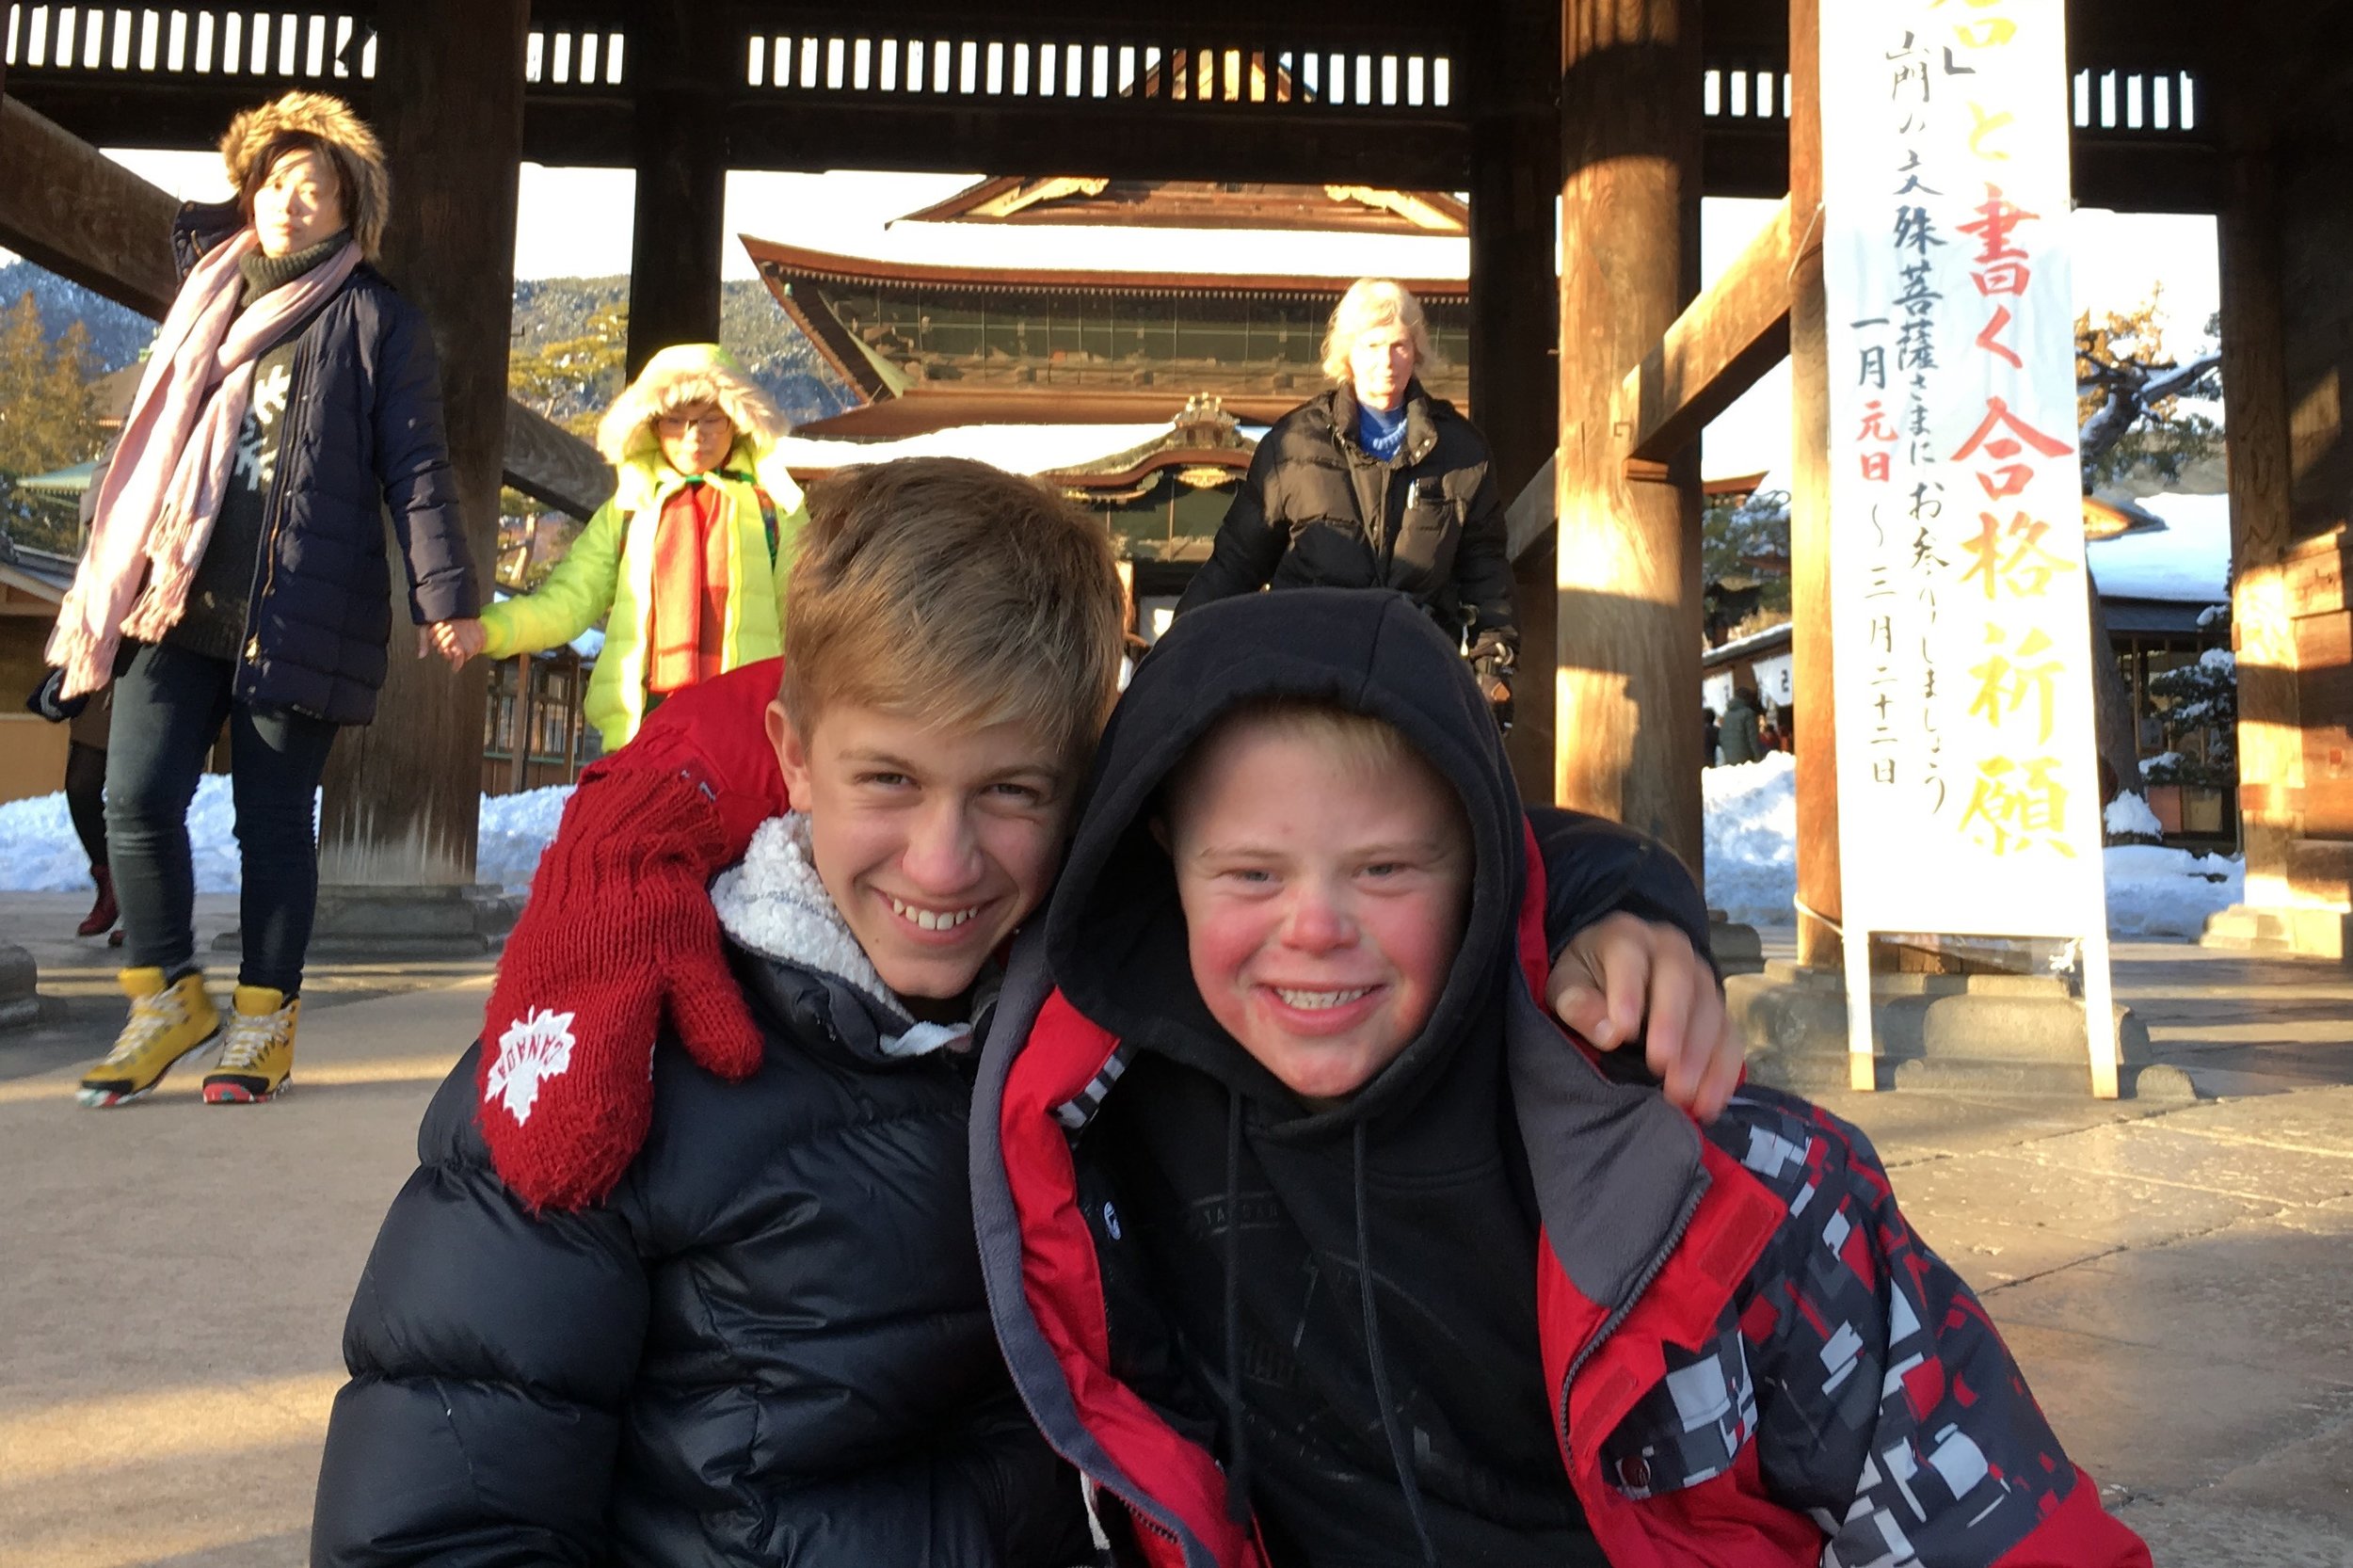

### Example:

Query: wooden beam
xmin=6 ymin=73 xmax=2229 ymax=211
xmin=2217 ymin=64 xmax=2300 ymax=906
xmin=504 ymin=400 xmax=618 ymax=519
xmin=0 ymin=95 xmax=610 ymax=520
xmin=1621 ymin=196 xmax=1792 ymax=468
xmin=1471 ymin=91 xmax=1561 ymax=808
xmin=625 ymin=0 xmax=728 ymax=375
xmin=316 ymin=0 xmax=536 ymax=894
xmin=1787 ymin=0 xmax=1842 ymax=969
xmin=1555 ymin=0 xmax=1706 ymax=870
xmin=0 ymin=94 xmax=179 ymax=318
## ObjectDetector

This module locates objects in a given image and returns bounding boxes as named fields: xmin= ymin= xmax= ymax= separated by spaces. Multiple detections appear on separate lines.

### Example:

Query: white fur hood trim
xmin=711 ymin=814 xmax=970 ymax=1058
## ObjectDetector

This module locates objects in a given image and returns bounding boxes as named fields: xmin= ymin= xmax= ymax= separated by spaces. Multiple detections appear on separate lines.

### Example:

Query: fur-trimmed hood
xmin=219 ymin=91 xmax=390 ymax=260
xmin=597 ymin=342 xmax=791 ymax=469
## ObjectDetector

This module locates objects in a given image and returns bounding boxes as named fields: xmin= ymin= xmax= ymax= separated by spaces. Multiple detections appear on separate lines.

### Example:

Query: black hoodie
xmin=1040 ymin=589 xmax=1631 ymax=1566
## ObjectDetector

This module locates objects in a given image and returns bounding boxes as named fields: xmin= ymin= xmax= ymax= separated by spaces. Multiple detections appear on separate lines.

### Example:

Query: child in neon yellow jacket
xmin=446 ymin=343 xmax=807 ymax=747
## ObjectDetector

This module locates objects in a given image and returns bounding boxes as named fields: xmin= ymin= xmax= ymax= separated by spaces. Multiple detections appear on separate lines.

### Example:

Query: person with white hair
xmin=1176 ymin=279 xmax=1517 ymax=723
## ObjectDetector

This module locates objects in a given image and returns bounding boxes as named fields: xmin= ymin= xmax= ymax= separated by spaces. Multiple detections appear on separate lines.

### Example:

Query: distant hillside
xmin=0 ymin=261 xmax=156 ymax=373
xmin=511 ymin=276 xmax=856 ymax=431
xmin=0 ymin=259 xmax=856 ymax=431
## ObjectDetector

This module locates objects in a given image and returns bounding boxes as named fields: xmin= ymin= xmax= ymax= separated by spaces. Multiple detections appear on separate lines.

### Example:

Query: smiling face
xmin=250 ymin=145 xmax=345 ymax=258
xmin=1347 ymin=323 xmax=1417 ymax=414
xmin=770 ymin=699 xmax=1071 ymax=1010
xmin=1165 ymin=711 xmax=1471 ymax=1107
xmin=656 ymin=400 xmax=737 ymax=476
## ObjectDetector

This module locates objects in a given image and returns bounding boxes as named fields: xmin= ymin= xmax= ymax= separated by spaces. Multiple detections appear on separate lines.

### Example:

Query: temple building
xmin=745 ymin=234 xmax=1469 ymax=436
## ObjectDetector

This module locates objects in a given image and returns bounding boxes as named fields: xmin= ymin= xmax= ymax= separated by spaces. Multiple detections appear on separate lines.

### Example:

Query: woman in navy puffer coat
xmin=59 ymin=92 xmax=477 ymax=1113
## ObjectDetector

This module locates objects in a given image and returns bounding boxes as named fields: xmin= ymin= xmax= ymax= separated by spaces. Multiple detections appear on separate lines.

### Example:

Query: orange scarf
xmin=645 ymin=480 xmax=731 ymax=693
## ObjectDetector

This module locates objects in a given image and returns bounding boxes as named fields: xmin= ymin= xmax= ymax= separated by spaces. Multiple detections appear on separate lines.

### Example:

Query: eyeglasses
xmin=657 ymin=414 xmax=732 ymax=437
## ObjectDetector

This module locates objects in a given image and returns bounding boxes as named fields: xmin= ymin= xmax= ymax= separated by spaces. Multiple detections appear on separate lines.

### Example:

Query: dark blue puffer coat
xmin=171 ymin=201 xmax=477 ymax=724
xmin=310 ymin=938 xmax=1096 ymax=1567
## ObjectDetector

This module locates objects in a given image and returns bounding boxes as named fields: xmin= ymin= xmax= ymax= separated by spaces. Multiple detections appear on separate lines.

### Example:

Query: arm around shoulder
xmin=1529 ymin=804 xmax=1712 ymax=966
xmin=312 ymin=1051 xmax=650 ymax=1567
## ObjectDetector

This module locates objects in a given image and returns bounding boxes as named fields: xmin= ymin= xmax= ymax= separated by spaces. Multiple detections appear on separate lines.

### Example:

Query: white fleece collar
xmin=711 ymin=814 xmax=971 ymax=1058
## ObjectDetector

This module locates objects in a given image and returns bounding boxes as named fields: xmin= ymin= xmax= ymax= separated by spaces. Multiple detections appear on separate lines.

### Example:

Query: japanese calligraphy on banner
xmin=1819 ymin=0 xmax=2120 ymax=1091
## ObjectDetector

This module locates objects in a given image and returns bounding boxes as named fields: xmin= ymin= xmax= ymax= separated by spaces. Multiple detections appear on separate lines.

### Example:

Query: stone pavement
xmin=0 ymin=903 xmax=2347 ymax=1566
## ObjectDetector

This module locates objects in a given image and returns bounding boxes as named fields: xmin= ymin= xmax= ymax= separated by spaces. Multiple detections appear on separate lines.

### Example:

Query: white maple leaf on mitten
xmin=485 ymin=1007 xmax=578 ymax=1126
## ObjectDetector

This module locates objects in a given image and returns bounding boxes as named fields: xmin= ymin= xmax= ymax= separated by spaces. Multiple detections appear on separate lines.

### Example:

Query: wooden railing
xmin=742 ymin=32 xmax=1456 ymax=112
xmin=0 ymin=6 xmax=2210 ymax=146
xmin=2 ymin=7 xmax=372 ymax=81
xmin=2073 ymin=69 xmax=2200 ymax=136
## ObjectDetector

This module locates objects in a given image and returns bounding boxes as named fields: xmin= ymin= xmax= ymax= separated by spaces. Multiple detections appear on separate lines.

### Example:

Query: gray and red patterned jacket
xmin=969 ymin=589 xmax=2153 ymax=1568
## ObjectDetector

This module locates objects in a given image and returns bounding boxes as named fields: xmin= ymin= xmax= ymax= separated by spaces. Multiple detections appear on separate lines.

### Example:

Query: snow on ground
xmin=2104 ymin=791 xmax=2164 ymax=840
xmin=1704 ymin=752 xmax=1801 ymax=929
xmin=0 ymin=778 xmax=570 ymax=895
xmin=0 ymin=776 xmax=274 ymax=893
xmin=2103 ymin=843 xmax=2244 ymax=937
xmin=477 ymin=785 xmax=575 ymax=891
xmin=2 ymin=762 xmax=2247 ymax=938
xmin=1700 ymin=752 xmax=2243 ymax=938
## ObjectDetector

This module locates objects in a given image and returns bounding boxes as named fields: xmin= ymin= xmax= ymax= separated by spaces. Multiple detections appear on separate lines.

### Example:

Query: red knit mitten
xmin=478 ymin=764 xmax=764 ymax=1210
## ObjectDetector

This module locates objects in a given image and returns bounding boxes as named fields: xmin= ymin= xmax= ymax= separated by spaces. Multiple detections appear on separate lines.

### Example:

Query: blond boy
xmin=313 ymin=458 xmax=1115 ymax=1567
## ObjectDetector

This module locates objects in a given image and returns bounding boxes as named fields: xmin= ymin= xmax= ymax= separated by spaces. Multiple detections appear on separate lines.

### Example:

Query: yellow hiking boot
xmin=202 ymin=985 xmax=299 ymax=1104
xmin=78 ymin=968 xmax=221 ymax=1108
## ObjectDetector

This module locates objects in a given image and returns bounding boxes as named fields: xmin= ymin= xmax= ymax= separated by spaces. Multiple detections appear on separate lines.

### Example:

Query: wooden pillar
xmin=1472 ymin=104 xmax=1561 ymax=806
xmin=1785 ymin=0 xmax=1841 ymax=967
xmin=314 ymin=0 xmax=529 ymax=894
xmin=1555 ymin=0 xmax=1704 ymax=867
xmin=626 ymin=0 xmax=731 ymax=376
xmin=2217 ymin=79 xmax=2299 ymax=908
xmin=506 ymin=656 xmax=532 ymax=796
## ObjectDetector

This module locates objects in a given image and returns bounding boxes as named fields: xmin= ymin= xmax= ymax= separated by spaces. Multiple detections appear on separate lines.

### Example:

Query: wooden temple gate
xmin=0 ymin=0 xmax=2341 ymax=961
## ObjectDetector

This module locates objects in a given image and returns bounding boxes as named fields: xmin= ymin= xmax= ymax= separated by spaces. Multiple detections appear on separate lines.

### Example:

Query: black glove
xmin=24 ymin=667 xmax=87 ymax=724
xmin=1466 ymin=633 xmax=1514 ymax=734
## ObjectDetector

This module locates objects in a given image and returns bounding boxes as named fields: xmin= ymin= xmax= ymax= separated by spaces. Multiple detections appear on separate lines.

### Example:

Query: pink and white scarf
xmin=47 ymin=227 xmax=361 ymax=696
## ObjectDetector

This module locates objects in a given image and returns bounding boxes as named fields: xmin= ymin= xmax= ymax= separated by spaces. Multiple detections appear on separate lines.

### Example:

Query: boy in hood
xmin=969 ymin=589 xmax=2151 ymax=1568
xmin=314 ymin=463 xmax=1732 ymax=1567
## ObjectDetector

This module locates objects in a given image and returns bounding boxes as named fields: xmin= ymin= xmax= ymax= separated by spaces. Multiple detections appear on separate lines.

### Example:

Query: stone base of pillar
xmin=2199 ymin=904 xmax=2352 ymax=963
xmin=215 ymin=884 xmax=520 ymax=960
xmin=1708 ymin=911 xmax=1766 ymax=976
xmin=0 ymin=943 xmax=39 ymax=1031
xmin=1725 ymin=960 xmax=2192 ymax=1099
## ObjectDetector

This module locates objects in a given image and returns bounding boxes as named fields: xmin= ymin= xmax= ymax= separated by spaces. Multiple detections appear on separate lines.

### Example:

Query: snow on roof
xmin=774 ymin=422 xmax=1271 ymax=476
xmin=2087 ymin=491 xmax=2232 ymax=603
xmin=1702 ymin=618 xmax=1793 ymax=665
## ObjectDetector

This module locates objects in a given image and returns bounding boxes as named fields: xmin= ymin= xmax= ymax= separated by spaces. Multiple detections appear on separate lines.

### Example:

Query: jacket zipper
xmin=1556 ymin=1176 xmax=1710 ymax=1456
xmin=240 ymin=335 xmax=315 ymax=669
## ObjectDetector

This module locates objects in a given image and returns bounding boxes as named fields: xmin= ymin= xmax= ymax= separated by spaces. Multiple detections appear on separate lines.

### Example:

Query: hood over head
xmin=218 ymin=91 xmax=391 ymax=260
xmin=599 ymin=342 xmax=792 ymax=469
xmin=1048 ymin=586 xmax=1520 ymax=1130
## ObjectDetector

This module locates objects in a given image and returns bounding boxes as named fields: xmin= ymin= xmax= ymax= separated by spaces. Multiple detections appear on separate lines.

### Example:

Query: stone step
xmin=2200 ymin=904 xmax=2351 ymax=963
xmin=1725 ymin=963 xmax=2169 ymax=1099
xmin=0 ymin=942 xmax=36 ymax=1032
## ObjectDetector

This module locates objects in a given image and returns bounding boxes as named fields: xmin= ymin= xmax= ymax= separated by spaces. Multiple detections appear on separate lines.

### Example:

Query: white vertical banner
xmin=1818 ymin=0 xmax=2120 ymax=1094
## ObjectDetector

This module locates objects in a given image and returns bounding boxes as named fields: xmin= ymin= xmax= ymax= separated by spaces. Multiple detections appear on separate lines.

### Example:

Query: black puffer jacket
xmin=1175 ymin=380 xmax=1515 ymax=656
xmin=311 ymin=934 xmax=1092 ymax=1566
xmin=170 ymin=201 xmax=476 ymax=724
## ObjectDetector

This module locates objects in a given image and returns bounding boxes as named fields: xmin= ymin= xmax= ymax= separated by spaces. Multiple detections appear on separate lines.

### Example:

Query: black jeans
xmin=105 ymin=642 xmax=339 ymax=994
xmin=65 ymin=740 xmax=108 ymax=872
